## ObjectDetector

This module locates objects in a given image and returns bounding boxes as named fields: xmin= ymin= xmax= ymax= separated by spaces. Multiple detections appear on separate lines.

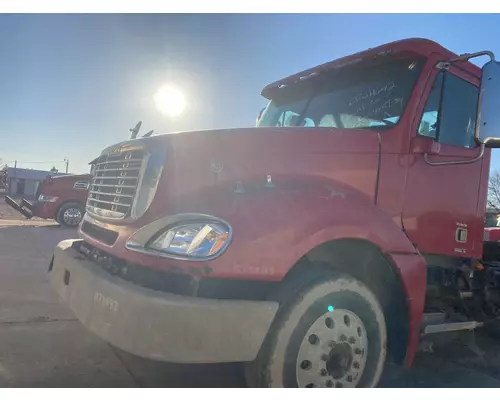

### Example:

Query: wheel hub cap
xmin=63 ymin=208 xmax=82 ymax=225
xmin=296 ymin=309 xmax=368 ymax=388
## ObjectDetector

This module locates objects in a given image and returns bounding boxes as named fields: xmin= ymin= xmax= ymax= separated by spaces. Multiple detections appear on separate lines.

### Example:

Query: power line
xmin=2 ymin=160 xmax=66 ymax=164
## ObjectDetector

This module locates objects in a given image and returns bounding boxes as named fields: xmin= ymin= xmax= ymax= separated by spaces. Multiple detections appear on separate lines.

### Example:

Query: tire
xmin=245 ymin=268 xmax=387 ymax=388
xmin=56 ymin=202 xmax=84 ymax=228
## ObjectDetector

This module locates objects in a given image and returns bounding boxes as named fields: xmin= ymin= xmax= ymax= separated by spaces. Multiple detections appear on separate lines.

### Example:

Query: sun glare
xmin=153 ymin=84 xmax=187 ymax=117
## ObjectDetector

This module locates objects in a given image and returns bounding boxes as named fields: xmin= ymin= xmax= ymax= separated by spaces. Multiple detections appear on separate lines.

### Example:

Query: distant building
xmin=7 ymin=168 xmax=69 ymax=197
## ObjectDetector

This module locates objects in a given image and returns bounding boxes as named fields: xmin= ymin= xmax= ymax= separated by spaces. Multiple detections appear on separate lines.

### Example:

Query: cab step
xmin=422 ymin=312 xmax=483 ymax=335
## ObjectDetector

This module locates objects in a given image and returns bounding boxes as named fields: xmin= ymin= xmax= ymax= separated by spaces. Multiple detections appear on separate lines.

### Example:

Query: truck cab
xmin=6 ymin=173 xmax=91 ymax=227
xmin=48 ymin=38 xmax=500 ymax=387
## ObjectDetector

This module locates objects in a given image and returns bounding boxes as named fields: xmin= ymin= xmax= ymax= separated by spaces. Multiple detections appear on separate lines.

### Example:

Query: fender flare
xmin=288 ymin=197 xmax=426 ymax=368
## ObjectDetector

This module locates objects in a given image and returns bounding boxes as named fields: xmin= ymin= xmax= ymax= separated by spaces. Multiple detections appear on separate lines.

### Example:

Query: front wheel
xmin=56 ymin=202 xmax=84 ymax=228
xmin=246 ymin=270 xmax=387 ymax=388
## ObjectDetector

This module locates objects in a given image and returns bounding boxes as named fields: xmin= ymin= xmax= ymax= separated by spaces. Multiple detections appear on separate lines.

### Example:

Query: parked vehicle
xmin=483 ymin=209 xmax=500 ymax=261
xmin=48 ymin=38 xmax=500 ymax=387
xmin=5 ymin=174 xmax=90 ymax=227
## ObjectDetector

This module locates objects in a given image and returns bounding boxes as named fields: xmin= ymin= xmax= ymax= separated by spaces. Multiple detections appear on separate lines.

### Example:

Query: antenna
xmin=129 ymin=121 xmax=142 ymax=139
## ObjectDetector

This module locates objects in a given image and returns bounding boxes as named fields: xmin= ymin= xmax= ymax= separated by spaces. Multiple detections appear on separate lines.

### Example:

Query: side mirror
xmin=476 ymin=59 xmax=500 ymax=147
xmin=256 ymin=107 xmax=266 ymax=125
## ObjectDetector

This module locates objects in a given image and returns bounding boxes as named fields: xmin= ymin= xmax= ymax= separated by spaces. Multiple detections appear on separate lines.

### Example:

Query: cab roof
xmin=261 ymin=38 xmax=482 ymax=99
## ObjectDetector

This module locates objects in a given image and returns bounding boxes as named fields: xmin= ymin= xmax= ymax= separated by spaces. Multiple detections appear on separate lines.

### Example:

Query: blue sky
xmin=1 ymin=14 xmax=500 ymax=173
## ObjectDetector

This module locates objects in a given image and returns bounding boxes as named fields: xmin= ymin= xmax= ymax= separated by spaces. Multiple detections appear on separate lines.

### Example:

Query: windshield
xmin=258 ymin=57 xmax=424 ymax=130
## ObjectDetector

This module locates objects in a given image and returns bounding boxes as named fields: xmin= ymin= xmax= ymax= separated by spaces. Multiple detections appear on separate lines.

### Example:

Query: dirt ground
xmin=2 ymin=217 xmax=500 ymax=387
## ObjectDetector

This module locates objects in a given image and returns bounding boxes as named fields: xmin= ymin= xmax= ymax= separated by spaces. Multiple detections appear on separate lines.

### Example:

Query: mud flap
xmin=5 ymin=196 xmax=33 ymax=219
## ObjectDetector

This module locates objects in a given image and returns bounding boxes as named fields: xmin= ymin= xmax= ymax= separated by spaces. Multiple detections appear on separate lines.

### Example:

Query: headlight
xmin=38 ymin=195 xmax=59 ymax=202
xmin=147 ymin=221 xmax=231 ymax=259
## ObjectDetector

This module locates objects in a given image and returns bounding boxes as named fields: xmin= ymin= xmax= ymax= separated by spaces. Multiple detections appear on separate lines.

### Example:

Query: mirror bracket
xmin=437 ymin=51 xmax=496 ymax=70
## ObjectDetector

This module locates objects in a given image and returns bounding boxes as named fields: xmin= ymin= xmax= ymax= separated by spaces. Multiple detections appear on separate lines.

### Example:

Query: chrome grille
xmin=87 ymin=147 xmax=146 ymax=219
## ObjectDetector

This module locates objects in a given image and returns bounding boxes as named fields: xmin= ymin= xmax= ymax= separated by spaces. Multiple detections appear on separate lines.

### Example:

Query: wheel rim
xmin=63 ymin=208 xmax=82 ymax=226
xmin=296 ymin=309 xmax=368 ymax=388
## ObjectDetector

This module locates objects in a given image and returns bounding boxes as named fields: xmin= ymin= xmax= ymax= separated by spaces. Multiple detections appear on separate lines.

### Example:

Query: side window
xmin=418 ymin=71 xmax=479 ymax=148
xmin=277 ymin=110 xmax=315 ymax=127
xmin=439 ymin=74 xmax=478 ymax=148
xmin=418 ymin=73 xmax=443 ymax=139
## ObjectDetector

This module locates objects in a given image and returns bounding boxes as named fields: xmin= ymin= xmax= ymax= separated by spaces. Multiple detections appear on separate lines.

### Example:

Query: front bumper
xmin=5 ymin=196 xmax=35 ymax=219
xmin=49 ymin=239 xmax=279 ymax=363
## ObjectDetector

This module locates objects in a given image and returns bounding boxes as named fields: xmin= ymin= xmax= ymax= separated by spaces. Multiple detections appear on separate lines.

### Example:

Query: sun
xmin=153 ymin=84 xmax=187 ymax=117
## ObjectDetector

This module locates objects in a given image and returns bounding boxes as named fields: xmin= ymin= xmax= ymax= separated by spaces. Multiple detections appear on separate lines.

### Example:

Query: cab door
xmin=402 ymin=66 xmax=485 ymax=258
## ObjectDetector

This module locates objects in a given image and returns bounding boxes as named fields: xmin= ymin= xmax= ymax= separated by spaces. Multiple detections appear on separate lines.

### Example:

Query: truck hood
xmin=142 ymin=126 xmax=381 ymax=155
xmin=132 ymin=127 xmax=383 ymax=222
xmin=40 ymin=173 xmax=91 ymax=197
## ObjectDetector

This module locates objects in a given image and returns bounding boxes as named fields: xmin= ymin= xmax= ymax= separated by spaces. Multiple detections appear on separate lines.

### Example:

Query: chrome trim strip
xmin=87 ymin=198 xmax=131 ymax=207
xmin=91 ymin=176 xmax=138 ymax=181
xmin=89 ymin=190 xmax=134 ymax=198
xmin=86 ymin=204 xmax=126 ymax=219
xmin=94 ymin=167 xmax=141 ymax=173
xmin=95 ymin=158 xmax=143 ymax=166
xmin=91 ymin=183 xmax=137 ymax=189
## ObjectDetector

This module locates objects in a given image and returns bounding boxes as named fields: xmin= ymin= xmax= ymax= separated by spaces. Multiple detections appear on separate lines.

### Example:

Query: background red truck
xmin=5 ymin=173 xmax=91 ymax=227
xmin=484 ymin=209 xmax=500 ymax=261
xmin=48 ymin=38 xmax=500 ymax=388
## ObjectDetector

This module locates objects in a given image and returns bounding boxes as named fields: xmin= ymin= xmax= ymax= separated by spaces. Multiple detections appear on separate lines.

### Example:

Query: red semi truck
xmin=6 ymin=173 xmax=91 ymax=227
xmin=48 ymin=38 xmax=500 ymax=387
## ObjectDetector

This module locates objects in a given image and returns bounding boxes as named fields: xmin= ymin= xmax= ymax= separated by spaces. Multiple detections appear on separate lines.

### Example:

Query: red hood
xmin=49 ymin=173 xmax=91 ymax=182
xmin=40 ymin=173 xmax=91 ymax=197
xmin=138 ymin=127 xmax=383 ymax=224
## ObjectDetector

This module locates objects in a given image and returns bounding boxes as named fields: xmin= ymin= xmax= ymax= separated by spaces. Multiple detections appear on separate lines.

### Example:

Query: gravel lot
xmin=1 ymin=215 xmax=500 ymax=387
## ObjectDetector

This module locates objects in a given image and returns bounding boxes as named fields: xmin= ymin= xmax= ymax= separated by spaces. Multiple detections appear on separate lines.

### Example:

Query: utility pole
xmin=64 ymin=159 xmax=69 ymax=174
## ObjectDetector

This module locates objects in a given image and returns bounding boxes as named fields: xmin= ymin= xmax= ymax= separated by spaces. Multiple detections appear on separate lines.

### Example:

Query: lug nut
xmin=347 ymin=376 xmax=353 ymax=383
xmin=328 ymin=340 xmax=336 ymax=347
xmin=340 ymin=334 xmax=347 ymax=341
xmin=353 ymin=361 xmax=360 ymax=369
xmin=321 ymin=354 xmax=329 ymax=361
xmin=320 ymin=369 xmax=328 ymax=376
xmin=326 ymin=380 xmax=333 ymax=387
xmin=349 ymin=336 xmax=356 ymax=344
xmin=354 ymin=348 xmax=362 ymax=355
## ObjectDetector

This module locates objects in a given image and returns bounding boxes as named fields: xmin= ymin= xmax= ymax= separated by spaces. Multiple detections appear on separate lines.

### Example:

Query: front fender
xmin=215 ymin=180 xmax=422 ymax=279
xmin=212 ymin=180 xmax=427 ymax=367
